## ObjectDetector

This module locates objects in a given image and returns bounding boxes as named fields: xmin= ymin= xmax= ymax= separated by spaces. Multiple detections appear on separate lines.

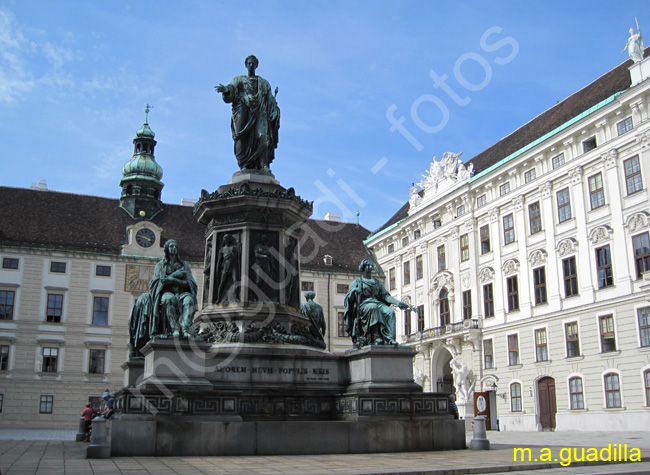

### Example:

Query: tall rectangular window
xmin=499 ymin=182 xmax=510 ymax=196
xmin=510 ymin=383 xmax=522 ymax=411
xmin=483 ymin=339 xmax=493 ymax=369
xmin=565 ymin=322 xmax=580 ymax=357
xmin=50 ymin=262 xmax=66 ymax=273
xmin=506 ymin=276 xmax=519 ymax=312
xmin=480 ymin=225 xmax=491 ymax=254
xmin=476 ymin=194 xmax=487 ymax=208
xmin=417 ymin=305 xmax=425 ymax=332
xmin=0 ymin=345 xmax=9 ymax=371
xmin=2 ymin=258 xmax=18 ymax=269
xmin=337 ymin=311 xmax=346 ymax=337
xmin=599 ymin=315 xmax=616 ymax=352
xmin=483 ymin=283 xmax=494 ymax=318
xmin=645 ymin=371 xmax=650 ymax=406
xmin=0 ymin=291 xmax=15 ymax=320
xmin=437 ymin=245 xmax=446 ymax=271
xmin=88 ymin=349 xmax=106 ymax=374
xmin=39 ymin=395 xmax=54 ymax=414
xmin=639 ymin=307 xmax=650 ymax=348
xmin=552 ymin=153 xmax=565 ymax=169
xmin=460 ymin=234 xmax=469 ymax=262
xmin=92 ymin=296 xmax=109 ymax=326
xmin=569 ymin=377 xmax=584 ymax=410
xmin=617 ymin=117 xmax=633 ymax=135
xmin=588 ymin=173 xmax=605 ymax=210
xmin=462 ymin=290 xmax=472 ymax=320
xmin=389 ymin=268 xmax=396 ymax=290
xmin=535 ymin=329 xmax=548 ymax=362
xmin=604 ymin=373 xmax=621 ymax=408
xmin=42 ymin=347 xmax=59 ymax=373
xmin=633 ymin=232 xmax=650 ymax=279
xmin=557 ymin=188 xmax=572 ymax=223
xmin=403 ymin=261 xmax=411 ymax=286
xmin=46 ymin=294 xmax=63 ymax=323
xmin=508 ymin=334 xmax=519 ymax=365
xmin=528 ymin=202 xmax=542 ymax=234
xmin=439 ymin=291 xmax=450 ymax=326
xmin=595 ymin=245 xmax=613 ymax=288
xmin=563 ymin=256 xmax=578 ymax=297
xmin=416 ymin=255 xmax=423 ymax=280
xmin=404 ymin=309 xmax=411 ymax=336
xmin=0 ymin=394 xmax=3 ymax=412
xmin=524 ymin=169 xmax=536 ymax=183
xmin=503 ymin=214 xmax=515 ymax=245
xmin=624 ymin=156 xmax=643 ymax=195
xmin=533 ymin=266 xmax=547 ymax=305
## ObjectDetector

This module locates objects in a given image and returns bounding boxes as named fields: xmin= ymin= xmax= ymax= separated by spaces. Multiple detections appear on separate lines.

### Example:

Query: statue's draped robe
xmin=343 ymin=277 xmax=397 ymax=346
xmin=301 ymin=301 xmax=326 ymax=342
xmin=128 ymin=258 xmax=198 ymax=355
xmin=220 ymin=75 xmax=280 ymax=170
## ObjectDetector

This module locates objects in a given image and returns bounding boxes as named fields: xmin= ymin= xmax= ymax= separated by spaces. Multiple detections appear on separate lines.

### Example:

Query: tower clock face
xmin=135 ymin=228 xmax=156 ymax=248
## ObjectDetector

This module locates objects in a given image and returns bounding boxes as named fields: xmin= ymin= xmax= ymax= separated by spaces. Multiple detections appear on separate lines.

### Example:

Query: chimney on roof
xmin=30 ymin=179 xmax=48 ymax=191
xmin=180 ymin=198 xmax=197 ymax=207
xmin=324 ymin=212 xmax=340 ymax=222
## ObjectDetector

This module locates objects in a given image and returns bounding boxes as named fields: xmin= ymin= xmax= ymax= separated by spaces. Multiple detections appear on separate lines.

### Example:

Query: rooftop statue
xmin=216 ymin=55 xmax=281 ymax=171
xmin=623 ymin=19 xmax=645 ymax=63
xmin=343 ymin=258 xmax=410 ymax=348
xmin=128 ymin=240 xmax=198 ymax=356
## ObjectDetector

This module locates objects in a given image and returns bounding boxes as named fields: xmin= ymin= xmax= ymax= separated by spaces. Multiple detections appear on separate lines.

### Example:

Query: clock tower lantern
xmin=119 ymin=105 xmax=164 ymax=220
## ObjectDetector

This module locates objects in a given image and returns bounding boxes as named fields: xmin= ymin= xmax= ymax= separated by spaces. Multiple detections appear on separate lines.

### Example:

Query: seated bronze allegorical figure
xmin=343 ymin=258 xmax=409 ymax=348
xmin=129 ymin=240 xmax=198 ymax=357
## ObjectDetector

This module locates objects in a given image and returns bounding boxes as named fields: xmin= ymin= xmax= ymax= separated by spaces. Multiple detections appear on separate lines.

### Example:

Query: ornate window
xmin=510 ymin=383 xmax=522 ymax=411
xmin=624 ymin=156 xmax=643 ymax=195
xmin=460 ymin=234 xmax=469 ymax=262
xmin=417 ymin=305 xmax=425 ymax=332
xmin=46 ymin=294 xmax=63 ymax=323
xmin=437 ymin=245 xmax=446 ymax=271
xmin=565 ymin=322 xmax=580 ymax=357
xmin=503 ymin=214 xmax=515 ymax=245
xmin=506 ymin=276 xmax=519 ymax=312
xmin=483 ymin=283 xmax=494 ymax=318
xmin=439 ymin=289 xmax=450 ymax=326
xmin=535 ymin=329 xmax=548 ymax=362
xmin=604 ymin=373 xmax=621 ymax=408
xmin=595 ymin=246 xmax=613 ymax=288
xmin=633 ymin=232 xmax=650 ymax=279
xmin=588 ymin=173 xmax=605 ymax=210
xmin=533 ymin=267 xmax=547 ymax=305
xmin=569 ymin=377 xmax=584 ymax=409
xmin=483 ymin=339 xmax=493 ymax=369
xmin=416 ymin=255 xmax=423 ymax=280
xmin=617 ymin=117 xmax=633 ymax=136
xmin=403 ymin=261 xmax=411 ymax=286
xmin=639 ymin=307 xmax=650 ymax=347
xmin=528 ymin=202 xmax=542 ymax=234
xmin=552 ymin=153 xmax=565 ymax=169
xmin=599 ymin=315 xmax=616 ymax=352
xmin=462 ymin=290 xmax=472 ymax=320
xmin=507 ymin=334 xmax=519 ymax=366
xmin=557 ymin=188 xmax=572 ymax=222
xmin=0 ymin=291 xmax=15 ymax=320
xmin=403 ymin=309 xmax=411 ymax=336
xmin=480 ymin=225 xmax=491 ymax=254
xmin=562 ymin=257 xmax=578 ymax=297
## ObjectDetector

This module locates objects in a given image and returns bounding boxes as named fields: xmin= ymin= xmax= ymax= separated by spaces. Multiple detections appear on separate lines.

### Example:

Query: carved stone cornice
xmin=513 ymin=195 xmax=524 ymax=212
xmin=465 ymin=218 xmax=477 ymax=232
xmin=488 ymin=208 xmax=500 ymax=223
xmin=569 ymin=166 xmax=583 ymax=184
xmin=540 ymin=181 xmax=553 ymax=199
xmin=429 ymin=271 xmax=454 ymax=301
xmin=602 ymin=149 xmax=618 ymax=170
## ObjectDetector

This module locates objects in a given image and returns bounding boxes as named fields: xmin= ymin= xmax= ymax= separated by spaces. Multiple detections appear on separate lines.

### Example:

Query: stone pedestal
xmin=122 ymin=358 xmax=144 ymax=388
xmin=347 ymin=346 xmax=422 ymax=392
xmin=629 ymin=56 xmax=650 ymax=87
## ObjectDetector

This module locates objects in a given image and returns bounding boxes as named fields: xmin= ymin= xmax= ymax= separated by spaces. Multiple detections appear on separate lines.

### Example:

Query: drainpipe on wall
xmin=327 ymin=273 xmax=331 ymax=351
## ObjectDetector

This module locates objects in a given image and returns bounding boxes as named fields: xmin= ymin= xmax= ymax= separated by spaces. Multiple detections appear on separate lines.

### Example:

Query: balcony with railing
xmin=401 ymin=318 xmax=481 ymax=344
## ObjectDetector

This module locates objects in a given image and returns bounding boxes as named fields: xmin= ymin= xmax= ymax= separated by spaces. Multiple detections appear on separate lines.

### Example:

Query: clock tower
xmin=119 ymin=105 xmax=164 ymax=220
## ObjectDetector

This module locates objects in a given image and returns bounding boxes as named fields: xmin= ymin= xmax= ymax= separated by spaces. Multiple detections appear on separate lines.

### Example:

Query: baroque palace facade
xmin=0 ymin=118 xmax=367 ymax=429
xmin=365 ymin=48 xmax=650 ymax=431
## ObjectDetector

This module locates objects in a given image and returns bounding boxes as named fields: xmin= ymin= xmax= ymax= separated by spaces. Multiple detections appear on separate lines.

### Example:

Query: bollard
xmin=75 ymin=417 xmax=87 ymax=442
xmin=86 ymin=417 xmax=111 ymax=458
xmin=469 ymin=415 xmax=490 ymax=450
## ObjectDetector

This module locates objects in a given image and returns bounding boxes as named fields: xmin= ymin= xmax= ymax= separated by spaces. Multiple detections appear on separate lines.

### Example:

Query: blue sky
xmin=1 ymin=1 xmax=648 ymax=231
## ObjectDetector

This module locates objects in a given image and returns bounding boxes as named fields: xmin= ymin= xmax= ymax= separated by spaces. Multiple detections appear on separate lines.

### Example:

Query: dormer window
xmin=582 ymin=136 xmax=597 ymax=153
xmin=323 ymin=255 xmax=333 ymax=266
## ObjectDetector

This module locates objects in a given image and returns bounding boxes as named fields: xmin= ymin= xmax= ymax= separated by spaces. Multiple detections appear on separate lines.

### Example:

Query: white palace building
xmin=365 ymin=42 xmax=650 ymax=431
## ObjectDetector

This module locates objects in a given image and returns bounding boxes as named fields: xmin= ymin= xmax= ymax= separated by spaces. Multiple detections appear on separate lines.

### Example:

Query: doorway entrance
xmin=537 ymin=377 xmax=557 ymax=430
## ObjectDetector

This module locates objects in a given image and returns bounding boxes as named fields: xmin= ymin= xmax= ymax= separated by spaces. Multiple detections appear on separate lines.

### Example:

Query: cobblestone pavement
xmin=0 ymin=429 xmax=649 ymax=474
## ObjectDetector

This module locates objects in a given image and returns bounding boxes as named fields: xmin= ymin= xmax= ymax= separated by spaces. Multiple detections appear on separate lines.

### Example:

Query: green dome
xmin=122 ymin=155 xmax=163 ymax=181
xmin=136 ymin=122 xmax=155 ymax=139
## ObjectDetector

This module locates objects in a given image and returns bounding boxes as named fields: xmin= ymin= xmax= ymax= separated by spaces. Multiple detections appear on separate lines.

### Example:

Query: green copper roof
xmin=136 ymin=121 xmax=155 ymax=139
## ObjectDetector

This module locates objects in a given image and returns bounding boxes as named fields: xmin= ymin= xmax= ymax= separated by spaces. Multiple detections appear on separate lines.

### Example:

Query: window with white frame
xmin=604 ymin=373 xmax=621 ymax=408
xmin=617 ymin=117 xmax=633 ymax=136
xmin=633 ymin=232 xmax=650 ymax=279
xmin=416 ymin=255 xmax=423 ymax=280
xmin=644 ymin=370 xmax=650 ymax=406
xmin=42 ymin=347 xmax=59 ymax=373
xmin=528 ymin=202 xmax=542 ymax=234
xmin=503 ymin=214 xmax=515 ymax=244
xmin=387 ymin=243 xmax=394 ymax=254
xmin=92 ymin=296 xmax=109 ymax=326
xmin=639 ymin=307 xmax=650 ymax=348
xmin=95 ymin=265 xmax=111 ymax=277
xmin=480 ymin=225 xmax=490 ymax=254
xmin=563 ymin=256 xmax=578 ymax=297
xmin=462 ymin=290 xmax=472 ymax=320
xmin=582 ymin=136 xmax=597 ymax=153
xmin=403 ymin=261 xmax=411 ymax=286
xmin=557 ymin=188 xmax=572 ymax=222
xmin=389 ymin=268 xmax=396 ymax=291
xmin=588 ymin=173 xmax=605 ymax=210
xmin=437 ymin=245 xmax=446 ymax=271
xmin=524 ymin=169 xmax=536 ymax=183
xmin=460 ymin=234 xmax=469 ymax=262
xmin=565 ymin=322 xmax=580 ymax=357
xmin=506 ymin=276 xmax=519 ymax=312
xmin=456 ymin=205 xmax=466 ymax=217
xmin=0 ymin=290 xmax=15 ymax=320
xmin=50 ymin=262 xmax=66 ymax=273
xmin=88 ymin=349 xmax=106 ymax=374
xmin=535 ymin=329 xmax=548 ymax=362
xmin=507 ymin=334 xmax=519 ymax=365
xmin=476 ymin=194 xmax=487 ymax=208
xmin=403 ymin=309 xmax=411 ymax=336
xmin=439 ymin=289 xmax=450 ymax=326
xmin=533 ymin=266 xmax=547 ymax=305
xmin=337 ymin=311 xmax=346 ymax=337
xmin=2 ymin=258 xmax=18 ymax=270
xmin=599 ymin=315 xmax=616 ymax=353
xmin=510 ymin=383 xmax=522 ymax=411
xmin=402 ymin=236 xmax=409 ymax=247
xmin=39 ymin=395 xmax=54 ymax=414
xmin=46 ymin=294 xmax=63 ymax=323
xmin=552 ymin=153 xmax=565 ymax=169
xmin=483 ymin=339 xmax=493 ymax=369
xmin=483 ymin=283 xmax=494 ymax=318
xmin=595 ymin=245 xmax=613 ymax=288
xmin=569 ymin=377 xmax=584 ymax=409
xmin=0 ymin=345 xmax=9 ymax=371
xmin=499 ymin=182 xmax=510 ymax=196
xmin=624 ymin=156 xmax=643 ymax=195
